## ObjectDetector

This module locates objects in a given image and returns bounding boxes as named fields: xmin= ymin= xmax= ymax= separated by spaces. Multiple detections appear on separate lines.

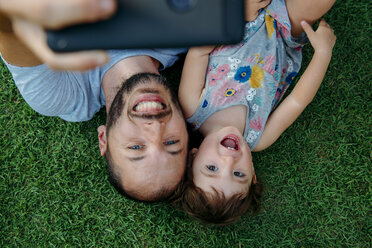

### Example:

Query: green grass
xmin=1 ymin=0 xmax=371 ymax=247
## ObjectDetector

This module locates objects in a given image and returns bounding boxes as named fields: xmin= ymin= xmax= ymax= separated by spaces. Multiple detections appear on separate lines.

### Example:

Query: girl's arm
xmin=255 ymin=19 xmax=336 ymax=151
xmin=178 ymin=46 xmax=215 ymax=118
xmin=286 ymin=0 xmax=336 ymax=37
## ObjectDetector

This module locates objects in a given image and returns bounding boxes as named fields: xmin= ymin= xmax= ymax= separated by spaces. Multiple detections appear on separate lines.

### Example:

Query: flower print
xmin=246 ymin=94 xmax=254 ymax=102
xmin=246 ymin=89 xmax=256 ymax=102
xmin=287 ymin=59 xmax=293 ymax=72
xmin=246 ymin=130 xmax=259 ymax=143
xmin=227 ymin=72 xmax=235 ymax=78
xmin=248 ymin=88 xmax=256 ymax=96
xmin=202 ymin=100 xmax=208 ymax=108
xmin=216 ymin=64 xmax=230 ymax=77
xmin=285 ymin=72 xmax=298 ymax=85
xmin=231 ymin=63 xmax=238 ymax=70
xmin=228 ymin=57 xmax=235 ymax=63
xmin=234 ymin=66 xmax=252 ymax=83
xmin=234 ymin=58 xmax=241 ymax=64
xmin=249 ymin=116 xmax=263 ymax=131
xmin=249 ymin=65 xmax=264 ymax=88
xmin=209 ymin=79 xmax=250 ymax=107
xmin=208 ymin=73 xmax=221 ymax=86
xmin=252 ymin=104 xmax=259 ymax=112
xmin=225 ymin=88 xmax=236 ymax=97
xmin=262 ymin=55 xmax=276 ymax=76
xmin=265 ymin=14 xmax=276 ymax=39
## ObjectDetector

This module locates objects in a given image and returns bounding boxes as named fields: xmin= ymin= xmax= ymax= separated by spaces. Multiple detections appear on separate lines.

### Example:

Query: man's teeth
xmin=135 ymin=101 xmax=164 ymax=112
xmin=227 ymin=147 xmax=237 ymax=150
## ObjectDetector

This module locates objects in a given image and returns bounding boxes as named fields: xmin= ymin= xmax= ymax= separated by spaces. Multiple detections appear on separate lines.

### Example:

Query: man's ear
xmin=97 ymin=125 xmax=107 ymax=156
xmin=189 ymin=148 xmax=198 ymax=163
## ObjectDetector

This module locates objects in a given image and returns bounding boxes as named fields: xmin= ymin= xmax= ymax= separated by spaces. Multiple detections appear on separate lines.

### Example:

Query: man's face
xmin=99 ymin=76 xmax=188 ymax=200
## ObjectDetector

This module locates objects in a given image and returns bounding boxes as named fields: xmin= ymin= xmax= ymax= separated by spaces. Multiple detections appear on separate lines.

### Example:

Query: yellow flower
xmin=249 ymin=65 xmax=264 ymax=89
xmin=265 ymin=14 xmax=275 ymax=39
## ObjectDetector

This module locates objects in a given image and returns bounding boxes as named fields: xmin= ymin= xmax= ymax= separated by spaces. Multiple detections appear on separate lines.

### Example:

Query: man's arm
xmin=0 ymin=0 xmax=116 ymax=70
xmin=178 ymin=46 xmax=215 ymax=118
xmin=0 ymin=12 xmax=42 ymax=67
xmin=255 ymin=20 xmax=336 ymax=151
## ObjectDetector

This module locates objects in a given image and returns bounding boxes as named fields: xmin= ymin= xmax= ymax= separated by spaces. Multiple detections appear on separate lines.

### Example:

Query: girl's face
xmin=191 ymin=126 xmax=256 ymax=198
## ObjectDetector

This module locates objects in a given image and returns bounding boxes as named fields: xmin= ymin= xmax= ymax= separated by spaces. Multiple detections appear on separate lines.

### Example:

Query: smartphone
xmin=47 ymin=0 xmax=245 ymax=52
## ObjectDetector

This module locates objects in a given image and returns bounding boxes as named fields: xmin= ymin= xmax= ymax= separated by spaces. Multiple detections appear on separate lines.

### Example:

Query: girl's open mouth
xmin=220 ymin=134 xmax=240 ymax=151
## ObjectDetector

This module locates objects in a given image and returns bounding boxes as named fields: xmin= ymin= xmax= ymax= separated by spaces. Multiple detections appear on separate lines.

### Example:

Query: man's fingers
xmin=300 ymin=20 xmax=315 ymax=40
xmin=13 ymin=18 xmax=108 ymax=71
xmin=45 ymin=51 xmax=109 ymax=71
xmin=0 ymin=0 xmax=116 ymax=29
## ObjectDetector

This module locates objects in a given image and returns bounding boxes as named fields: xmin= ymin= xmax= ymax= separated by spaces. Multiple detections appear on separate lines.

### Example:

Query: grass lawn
xmin=0 ymin=0 xmax=370 ymax=247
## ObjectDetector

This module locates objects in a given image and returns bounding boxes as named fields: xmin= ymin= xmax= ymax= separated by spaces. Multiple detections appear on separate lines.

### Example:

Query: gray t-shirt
xmin=1 ymin=48 xmax=186 ymax=122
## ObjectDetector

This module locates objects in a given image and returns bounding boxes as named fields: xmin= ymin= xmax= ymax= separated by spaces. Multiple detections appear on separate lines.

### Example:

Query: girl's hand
xmin=301 ymin=19 xmax=336 ymax=56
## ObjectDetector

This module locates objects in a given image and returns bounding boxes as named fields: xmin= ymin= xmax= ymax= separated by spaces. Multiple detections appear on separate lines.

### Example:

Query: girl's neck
xmin=199 ymin=105 xmax=248 ymax=136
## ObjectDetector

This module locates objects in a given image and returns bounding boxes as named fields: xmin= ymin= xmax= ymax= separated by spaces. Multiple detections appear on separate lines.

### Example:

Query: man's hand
xmin=0 ymin=0 xmax=117 ymax=70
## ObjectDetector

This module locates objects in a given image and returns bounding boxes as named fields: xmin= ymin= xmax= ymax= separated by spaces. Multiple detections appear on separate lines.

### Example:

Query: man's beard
xmin=106 ymin=72 xmax=181 ymax=130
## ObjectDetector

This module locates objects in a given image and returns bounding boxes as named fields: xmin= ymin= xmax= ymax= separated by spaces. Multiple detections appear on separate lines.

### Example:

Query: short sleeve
xmin=267 ymin=0 xmax=308 ymax=48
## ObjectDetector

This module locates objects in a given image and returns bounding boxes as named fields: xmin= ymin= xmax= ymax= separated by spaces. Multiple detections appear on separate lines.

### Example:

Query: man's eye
xmin=164 ymin=140 xmax=179 ymax=145
xmin=233 ymin=171 xmax=244 ymax=177
xmin=206 ymin=165 xmax=218 ymax=172
xmin=128 ymin=145 xmax=143 ymax=150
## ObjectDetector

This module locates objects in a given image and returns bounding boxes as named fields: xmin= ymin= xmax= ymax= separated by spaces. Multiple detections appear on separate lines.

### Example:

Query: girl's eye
xmin=164 ymin=140 xmax=179 ymax=145
xmin=233 ymin=171 xmax=244 ymax=177
xmin=206 ymin=165 xmax=218 ymax=172
xmin=129 ymin=145 xmax=143 ymax=150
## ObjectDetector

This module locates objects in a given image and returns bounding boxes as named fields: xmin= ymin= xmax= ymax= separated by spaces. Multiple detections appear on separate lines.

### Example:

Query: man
xmin=0 ymin=0 xmax=188 ymax=201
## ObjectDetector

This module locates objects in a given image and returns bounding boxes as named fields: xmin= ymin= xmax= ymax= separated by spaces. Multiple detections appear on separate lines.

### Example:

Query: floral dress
xmin=187 ymin=0 xmax=307 ymax=150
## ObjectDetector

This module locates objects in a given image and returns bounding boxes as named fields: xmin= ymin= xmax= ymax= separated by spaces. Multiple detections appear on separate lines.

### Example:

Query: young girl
xmin=177 ymin=0 xmax=336 ymax=225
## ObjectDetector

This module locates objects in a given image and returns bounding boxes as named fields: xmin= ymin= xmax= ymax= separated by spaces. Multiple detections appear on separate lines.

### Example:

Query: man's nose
xmin=143 ymin=120 xmax=164 ymax=143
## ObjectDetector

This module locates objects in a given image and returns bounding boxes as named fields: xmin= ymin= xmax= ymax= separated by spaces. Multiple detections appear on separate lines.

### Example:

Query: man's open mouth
xmin=220 ymin=134 xmax=240 ymax=151
xmin=132 ymin=94 xmax=167 ymax=114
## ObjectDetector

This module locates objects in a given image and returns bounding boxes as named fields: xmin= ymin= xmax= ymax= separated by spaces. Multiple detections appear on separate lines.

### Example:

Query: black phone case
xmin=47 ymin=0 xmax=245 ymax=52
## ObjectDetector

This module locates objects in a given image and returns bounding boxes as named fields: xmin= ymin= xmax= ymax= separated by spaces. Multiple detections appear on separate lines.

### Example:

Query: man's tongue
xmin=221 ymin=138 xmax=237 ymax=150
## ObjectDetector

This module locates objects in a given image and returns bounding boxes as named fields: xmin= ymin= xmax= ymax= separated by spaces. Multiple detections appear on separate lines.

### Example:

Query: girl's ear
xmin=252 ymin=165 xmax=257 ymax=184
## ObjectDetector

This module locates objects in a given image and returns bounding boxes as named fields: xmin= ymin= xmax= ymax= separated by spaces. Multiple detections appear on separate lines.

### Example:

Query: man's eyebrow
xmin=168 ymin=147 xmax=184 ymax=156
xmin=127 ymin=156 xmax=145 ymax=162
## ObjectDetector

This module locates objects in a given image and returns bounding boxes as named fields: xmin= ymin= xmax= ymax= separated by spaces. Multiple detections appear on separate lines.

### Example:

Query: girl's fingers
xmin=0 ymin=0 xmax=116 ymax=29
xmin=12 ymin=18 xmax=108 ymax=71
xmin=300 ymin=20 xmax=315 ymax=40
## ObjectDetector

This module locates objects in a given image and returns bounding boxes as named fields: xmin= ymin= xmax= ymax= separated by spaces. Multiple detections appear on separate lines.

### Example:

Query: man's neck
xmin=102 ymin=55 xmax=160 ymax=113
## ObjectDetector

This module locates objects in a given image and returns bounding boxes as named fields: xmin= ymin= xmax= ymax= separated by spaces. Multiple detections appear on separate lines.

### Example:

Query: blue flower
xmin=202 ymin=100 xmax=208 ymax=108
xmin=234 ymin=66 xmax=252 ymax=83
xmin=286 ymin=72 xmax=298 ymax=85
